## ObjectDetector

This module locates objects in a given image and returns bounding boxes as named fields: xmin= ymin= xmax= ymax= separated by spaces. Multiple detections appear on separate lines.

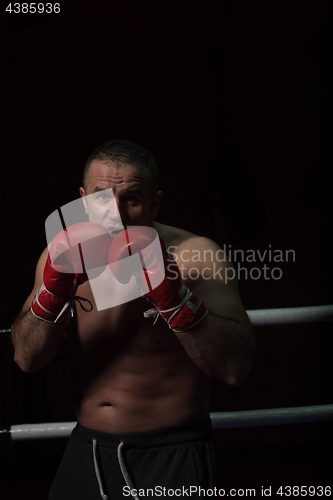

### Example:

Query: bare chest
xmin=67 ymin=277 xmax=182 ymax=358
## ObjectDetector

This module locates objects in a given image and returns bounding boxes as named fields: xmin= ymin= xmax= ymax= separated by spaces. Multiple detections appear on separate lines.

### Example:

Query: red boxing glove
xmin=31 ymin=222 xmax=111 ymax=323
xmin=108 ymin=227 xmax=208 ymax=332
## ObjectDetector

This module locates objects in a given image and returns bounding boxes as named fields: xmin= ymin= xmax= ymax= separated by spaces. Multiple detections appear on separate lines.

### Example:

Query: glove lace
xmin=143 ymin=287 xmax=193 ymax=328
xmin=54 ymin=295 xmax=93 ymax=323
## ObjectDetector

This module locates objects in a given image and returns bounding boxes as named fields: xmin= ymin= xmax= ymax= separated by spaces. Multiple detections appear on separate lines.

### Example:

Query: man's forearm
xmin=11 ymin=309 xmax=68 ymax=373
xmin=175 ymin=312 xmax=255 ymax=385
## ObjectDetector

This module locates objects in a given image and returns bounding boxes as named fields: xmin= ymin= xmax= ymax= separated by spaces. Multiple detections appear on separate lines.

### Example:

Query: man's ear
xmin=79 ymin=187 xmax=88 ymax=215
xmin=151 ymin=190 xmax=163 ymax=219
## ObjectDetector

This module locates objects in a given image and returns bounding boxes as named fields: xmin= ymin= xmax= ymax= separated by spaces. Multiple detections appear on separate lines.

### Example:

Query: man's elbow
xmin=14 ymin=352 xmax=43 ymax=373
xmin=215 ymin=359 xmax=253 ymax=386
xmin=225 ymin=365 xmax=252 ymax=386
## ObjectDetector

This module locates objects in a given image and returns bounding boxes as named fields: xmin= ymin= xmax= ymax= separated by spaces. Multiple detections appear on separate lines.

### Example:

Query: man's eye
xmin=126 ymin=196 xmax=138 ymax=203
xmin=96 ymin=193 xmax=111 ymax=201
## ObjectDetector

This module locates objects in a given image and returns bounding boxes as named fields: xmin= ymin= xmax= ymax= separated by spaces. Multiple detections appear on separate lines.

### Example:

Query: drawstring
xmin=118 ymin=442 xmax=140 ymax=500
xmin=92 ymin=439 xmax=108 ymax=500
xmin=91 ymin=439 xmax=140 ymax=500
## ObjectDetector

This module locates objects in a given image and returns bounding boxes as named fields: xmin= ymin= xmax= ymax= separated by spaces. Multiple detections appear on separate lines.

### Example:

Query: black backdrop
xmin=1 ymin=1 xmax=332 ymax=498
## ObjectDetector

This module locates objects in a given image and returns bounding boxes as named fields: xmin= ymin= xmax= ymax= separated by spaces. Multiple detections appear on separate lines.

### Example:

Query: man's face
xmin=79 ymin=160 xmax=162 ymax=231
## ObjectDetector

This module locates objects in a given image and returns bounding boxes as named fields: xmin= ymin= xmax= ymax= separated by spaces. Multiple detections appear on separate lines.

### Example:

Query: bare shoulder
xmin=154 ymin=221 xmax=239 ymax=295
xmin=153 ymin=221 xmax=197 ymax=249
xmin=154 ymin=221 xmax=226 ymax=260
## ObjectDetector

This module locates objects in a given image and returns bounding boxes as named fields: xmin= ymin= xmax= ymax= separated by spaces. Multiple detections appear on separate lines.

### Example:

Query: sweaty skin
xmin=12 ymin=159 xmax=254 ymax=434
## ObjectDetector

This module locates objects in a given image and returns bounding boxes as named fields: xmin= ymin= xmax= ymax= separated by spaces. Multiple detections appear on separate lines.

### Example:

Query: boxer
xmin=12 ymin=140 xmax=254 ymax=499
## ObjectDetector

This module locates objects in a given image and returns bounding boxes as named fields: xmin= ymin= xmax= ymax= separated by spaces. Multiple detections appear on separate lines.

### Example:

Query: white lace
xmin=143 ymin=286 xmax=193 ymax=328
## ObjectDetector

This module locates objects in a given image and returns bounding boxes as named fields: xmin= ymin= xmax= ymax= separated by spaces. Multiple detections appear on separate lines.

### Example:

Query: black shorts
xmin=48 ymin=419 xmax=216 ymax=499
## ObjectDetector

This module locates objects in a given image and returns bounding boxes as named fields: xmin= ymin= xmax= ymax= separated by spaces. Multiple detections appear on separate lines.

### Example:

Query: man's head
xmin=82 ymin=140 xmax=159 ymax=196
xmin=80 ymin=140 xmax=163 ymax=231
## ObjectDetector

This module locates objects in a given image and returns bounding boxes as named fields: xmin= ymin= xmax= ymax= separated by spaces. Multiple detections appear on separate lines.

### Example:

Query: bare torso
xmin=66 ymin=222 xmax=212 ymax=433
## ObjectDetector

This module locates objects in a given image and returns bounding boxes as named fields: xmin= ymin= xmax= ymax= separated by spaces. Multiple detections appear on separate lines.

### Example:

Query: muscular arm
xmin=173 ymin=238 xmax=254 ymax=386
xmin=11 ymin=248 xmax=71 ymax=373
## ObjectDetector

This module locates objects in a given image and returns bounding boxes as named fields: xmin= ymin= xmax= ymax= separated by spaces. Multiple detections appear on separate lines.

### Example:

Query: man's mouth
xmin=107 ymin=225 xmax=124 ymax=233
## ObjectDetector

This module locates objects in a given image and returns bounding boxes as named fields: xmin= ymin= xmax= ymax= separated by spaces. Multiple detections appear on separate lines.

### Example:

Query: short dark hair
xmin=83 ymin=139 xmax=159 ymax=194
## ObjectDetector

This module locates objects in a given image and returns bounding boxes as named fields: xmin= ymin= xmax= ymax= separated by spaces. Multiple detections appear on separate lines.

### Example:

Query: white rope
xmin=247 ymin=305 xmax=333 ymax=326
xmin=8 ymin=421 xmax=76 ymax=441
xmin=211 ymin=404 xmax=333 ymax=428
xmin=2 ymin=305 xmax=332 ymax=340
xmin=3 ymin=404 xmax=333 ymax=441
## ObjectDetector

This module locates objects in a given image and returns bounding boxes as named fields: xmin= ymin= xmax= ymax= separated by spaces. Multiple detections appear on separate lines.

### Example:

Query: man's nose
xmin=108 ymin=198 xmax=122 ymax=222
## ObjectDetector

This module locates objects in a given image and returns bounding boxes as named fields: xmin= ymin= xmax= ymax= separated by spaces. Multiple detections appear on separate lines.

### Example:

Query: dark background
xmin=0 ymin=0 xmax=332 ymax=498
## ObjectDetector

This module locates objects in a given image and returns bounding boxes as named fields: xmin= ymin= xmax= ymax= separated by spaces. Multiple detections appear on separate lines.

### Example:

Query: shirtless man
xmin=12 ymin=140 xmax=254 ymax=499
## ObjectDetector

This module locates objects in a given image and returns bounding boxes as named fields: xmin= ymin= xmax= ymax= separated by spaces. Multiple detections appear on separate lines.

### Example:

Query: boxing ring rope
xmin=246 ymin=305 xmax=333 ymax=326
xmin=1 ymin=304 xmax=332 ymax=442
xmin=1 ymin=305 xmax=332 ymax=340
xmin=1 ymin=405 xmax=333 ymax=442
